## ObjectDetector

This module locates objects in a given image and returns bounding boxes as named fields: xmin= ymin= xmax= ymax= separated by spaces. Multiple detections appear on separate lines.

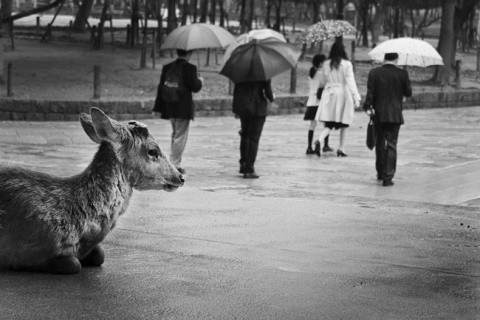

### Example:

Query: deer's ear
xmin=90 ymin=107 xmax=121 ymax=143
xmin=80 ymin=113 xmax=102 ymax=144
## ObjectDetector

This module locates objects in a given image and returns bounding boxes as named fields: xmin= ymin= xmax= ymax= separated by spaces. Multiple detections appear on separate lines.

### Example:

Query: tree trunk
xmin=167 ymin=0 xmax=177 ymax=33
xmin=265 ymin=0 xmax=271 ymax=28
xmin=200 ymin=0 xmax=208 ymax=23
xmin=273 ymin=0 xmax=283 ymax=32
xmin=1 ymin=0 xmax=13 ymax=34
xmin=209 ymin=0 xmax=216 ymax=24
xmin=72 ymin=0 xmax=94 ymax=32
xmin=191 ymin=0 xmax=198 ymax=23
xmin=311 ymin=1 xmax=319 ymax=24
xmin=218 ymin=0 xmax=225 ymax=27
xmin=433 ymin=0 xmax=456 ymax=86
xmin=181 ymin=0 xmax=189 ymax=25
xmin=247 ymin=0 xmax=254 ymax=31
xmin=239 ymin=0 xmax=246 ymax=33
xmin=371 ymin=2 xmax=385 ymax=46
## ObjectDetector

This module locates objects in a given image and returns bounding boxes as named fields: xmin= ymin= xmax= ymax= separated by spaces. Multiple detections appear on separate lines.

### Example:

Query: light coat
xmin=305 ymin=68 xmax=326 ymax=107
xmin=315 ymin=59 xmax=361 ymax=125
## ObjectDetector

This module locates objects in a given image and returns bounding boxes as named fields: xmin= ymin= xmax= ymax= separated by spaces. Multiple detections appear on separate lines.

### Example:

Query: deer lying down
xmin=0 ymin=107 xmax=184 ymax=274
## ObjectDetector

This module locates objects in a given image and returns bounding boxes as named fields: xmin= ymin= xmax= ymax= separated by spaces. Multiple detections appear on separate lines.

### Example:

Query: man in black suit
xmin=153 ymin=49 xmax=203 ymax=174
xmin=363 ymin=53 xmax=412 ymax=187
xmin=232 ymin=80 xmax=274 ymax=179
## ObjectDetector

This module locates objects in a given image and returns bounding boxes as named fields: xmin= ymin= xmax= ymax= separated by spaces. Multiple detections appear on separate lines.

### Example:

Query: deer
xmin=0 ymin=107 xmax=184 ymax=275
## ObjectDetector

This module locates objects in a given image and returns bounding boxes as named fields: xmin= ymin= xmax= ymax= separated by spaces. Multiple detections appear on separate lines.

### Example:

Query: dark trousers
xmin=239 ymin=116 xmax=266 ymax=173
xmin=375 ymin=123 xmax=401 ymax=181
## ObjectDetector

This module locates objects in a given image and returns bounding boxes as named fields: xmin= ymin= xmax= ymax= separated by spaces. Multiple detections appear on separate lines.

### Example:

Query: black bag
xmin=316 ymin=87 xmax=324 ymax=100
xmin=160 ymin=63 xmax=183 ymax=103
xmin=366 ymin=115 xmax=376 ymax=150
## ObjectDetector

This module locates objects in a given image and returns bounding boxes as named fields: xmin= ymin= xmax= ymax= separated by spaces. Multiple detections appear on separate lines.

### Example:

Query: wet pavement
xmin=0 ymin=107 xmax=479 ymax=319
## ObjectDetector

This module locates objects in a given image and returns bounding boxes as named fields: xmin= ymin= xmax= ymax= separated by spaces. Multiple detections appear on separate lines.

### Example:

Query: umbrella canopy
xmin=220 ymin=38 xmax=301 ymax=84
xmin=161 ymin=23 xmax=236 ymax=51
xmin=295 ymin=20 xmax=356 ymax=45
xmin=223 ymin=29 xmax=287 ymax=65
xmin=368 ymin=38 xmax=443 ymax=67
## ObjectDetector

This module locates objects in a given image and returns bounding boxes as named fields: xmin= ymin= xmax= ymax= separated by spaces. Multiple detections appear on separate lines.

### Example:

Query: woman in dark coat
xmin=232 ymin=80 xmax=274 ymax=179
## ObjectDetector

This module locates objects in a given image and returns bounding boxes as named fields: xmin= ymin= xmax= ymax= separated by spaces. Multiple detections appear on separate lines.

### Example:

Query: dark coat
xmin=232 ymin=80 xmax=274 ymax=118
xmin=362 ymin=64 xmax=412 ymax=124
xmin=153 ymin=58 xmax=203 ymax=120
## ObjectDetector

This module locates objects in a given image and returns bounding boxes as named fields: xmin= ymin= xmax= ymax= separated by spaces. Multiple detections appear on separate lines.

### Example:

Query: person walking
xmin=232 ymin=80 xmax=275 ymax=179
xmin=152 ymin=49 xmax=204 ymax=174
xmin=304 ymin=54 xmax=333 ymax=155
xmin=363 ymin=52 xmax=412 ymax=187
xmin=314 ymin=42 xmax=361 ymax=157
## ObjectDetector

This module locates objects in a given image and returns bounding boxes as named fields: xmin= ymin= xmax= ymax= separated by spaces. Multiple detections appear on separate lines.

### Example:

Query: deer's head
xmin=80 ymin=108 xmax=184 ymax=192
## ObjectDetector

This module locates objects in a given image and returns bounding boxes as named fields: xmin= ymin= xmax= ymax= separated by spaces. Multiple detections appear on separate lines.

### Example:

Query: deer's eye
xmin=147 ymin=149 xmax=158 ymax=158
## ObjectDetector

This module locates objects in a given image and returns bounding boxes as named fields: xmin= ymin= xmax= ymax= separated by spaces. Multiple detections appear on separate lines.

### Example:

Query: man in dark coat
xmin=232 ymin=80 xmax=274 ymax=179
xmin=363 ymin=52 xmax=412 ymax=187
xmin=153 ymin=49 xmax=203 ymax=174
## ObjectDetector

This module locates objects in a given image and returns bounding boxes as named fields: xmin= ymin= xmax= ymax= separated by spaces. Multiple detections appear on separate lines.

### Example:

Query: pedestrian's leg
xmin=383 ymin=124 xmax=400 ymax=183
xmin=239 ymin=117 xmax=249 ymax=172
xmin=306 ymin=120 xmax=316 ymax=154
xmin=244 ymin=117 xmax=266 ymax=174
xmin=169 ymin=118 xmax=190 ymax=168
xmin=375 ymin=124 xmax=386 ymax=180
xmin=315 ymin=126 xmax=331 ymax=156
xmin=338 ymin=127 xmax=347 ymax=153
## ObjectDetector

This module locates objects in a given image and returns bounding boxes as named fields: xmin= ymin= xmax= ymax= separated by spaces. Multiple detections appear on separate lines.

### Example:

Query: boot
xmin=306 ymin=130 xmax=315 ymax=155
xmin=322 ymin=135 xmax=334 ymax=152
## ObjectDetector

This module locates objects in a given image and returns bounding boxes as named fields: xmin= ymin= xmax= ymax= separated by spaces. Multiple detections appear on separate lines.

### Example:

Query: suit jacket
xmin=153 ymin=58 xmax=203 ymax=120
xmin=362 ymin=64 xmax=412 ymax=124
xmin=232 ymin=80 xmax=274 ymax=118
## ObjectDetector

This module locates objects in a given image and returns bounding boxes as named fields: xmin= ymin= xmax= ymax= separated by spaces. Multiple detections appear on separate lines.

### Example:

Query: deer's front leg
xmin=80 ymin=244 xmax=105 ymax=267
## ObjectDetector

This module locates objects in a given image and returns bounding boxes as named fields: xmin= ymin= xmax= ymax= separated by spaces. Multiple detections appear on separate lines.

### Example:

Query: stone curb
xmin=0 ymin=90 xmax=479 ymax=121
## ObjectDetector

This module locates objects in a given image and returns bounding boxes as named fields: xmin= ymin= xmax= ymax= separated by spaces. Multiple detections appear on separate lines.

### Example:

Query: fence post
xmin=7 ymin=63 xmax=13 ymax=97
xmin=290 ymin=66 xmax=297 ymax=94
xmin=455 ymin=60 xmax=462 ymax=90
xmin=93 ymin=65 xmax=101 ymax=99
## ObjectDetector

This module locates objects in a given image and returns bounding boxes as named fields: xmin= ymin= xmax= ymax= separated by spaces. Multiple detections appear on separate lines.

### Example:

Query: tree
xmin=72 ymin=0 xmax=94 ymax=32
xmin=433 ymin=0 xmax=456 ymax=85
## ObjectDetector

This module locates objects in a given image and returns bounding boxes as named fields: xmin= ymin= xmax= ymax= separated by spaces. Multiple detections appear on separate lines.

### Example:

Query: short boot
xmin=322 ymin=135 xmax=334 ymax=152
xmin=306 ymin=130 xmax=315 ymax=155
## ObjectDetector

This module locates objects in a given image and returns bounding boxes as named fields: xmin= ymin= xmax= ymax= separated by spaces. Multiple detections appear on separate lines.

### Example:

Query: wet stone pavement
xmin=0 ymin=106 xmax=479 ymax=319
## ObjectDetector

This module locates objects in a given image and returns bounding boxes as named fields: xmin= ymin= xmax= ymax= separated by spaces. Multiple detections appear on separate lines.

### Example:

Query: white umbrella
xmin=368 ymin=37 xmax=443 ymax=67
xmin=223 ymin=29 xmax=286 ymax=65
xmin=161 ymin=23 xmax=236 ymax=51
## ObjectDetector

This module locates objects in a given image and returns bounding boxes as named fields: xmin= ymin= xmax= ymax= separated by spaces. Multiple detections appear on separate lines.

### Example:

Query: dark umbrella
xmin=220 ymin=38 xmax=301 ymax=84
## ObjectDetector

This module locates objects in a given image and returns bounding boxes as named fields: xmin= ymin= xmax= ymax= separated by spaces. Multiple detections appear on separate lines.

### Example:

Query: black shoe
xmin=314 ymin=140 xmax=321 ymax=157
xmin=382 ymin=180 xmax=394 ymax=187
xmin=306 ymin=147 xmax=315 ymax=155
xmin=176 ymin=167 xmax=186 ymax=174
xmin=322 ymin=145 xmax=334 ymax=152
xmin=244 ymin=172 xmax=260 ymax=179
xmin=337 ymin=150 xmax=348 ymax=157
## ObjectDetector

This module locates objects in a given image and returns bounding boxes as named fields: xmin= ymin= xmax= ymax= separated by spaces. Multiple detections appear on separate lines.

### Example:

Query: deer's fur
xmin=0 ymin=108 xmax=184 ymax=274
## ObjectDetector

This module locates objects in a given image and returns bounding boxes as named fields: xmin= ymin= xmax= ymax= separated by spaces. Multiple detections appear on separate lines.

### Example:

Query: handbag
xmin=316 ymin=87 xmax=324 ymax=100
xmin=366 ymin=115 xmax=376 ymax=150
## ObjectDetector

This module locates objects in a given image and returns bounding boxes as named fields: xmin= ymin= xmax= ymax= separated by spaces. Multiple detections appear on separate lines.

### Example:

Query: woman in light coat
xmin=303 ymin=54 xmax=333 ymax=155
xmin=314 ymin=42 xmax=361 ymax=157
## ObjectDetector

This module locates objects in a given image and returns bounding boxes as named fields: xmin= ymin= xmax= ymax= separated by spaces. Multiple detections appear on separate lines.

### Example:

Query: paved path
xmin=1 ymin=106 xmax=480 ymax=206
xmin=0 ymin=107 xmax=479 ymax=319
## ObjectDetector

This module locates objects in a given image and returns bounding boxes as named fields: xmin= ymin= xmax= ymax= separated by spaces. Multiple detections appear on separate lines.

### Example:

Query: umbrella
xmin=295 ymin=20 xmax=356 ymax=45
xmin=223 ymin=29 xmax=287 ymax=65
xmin=220 ymin=38 xmax=301 ymax=84
xmin=368 ymin=37 xmax=443 ymax=67
xmin=161 ymin=23 xmax=236 ymax=51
